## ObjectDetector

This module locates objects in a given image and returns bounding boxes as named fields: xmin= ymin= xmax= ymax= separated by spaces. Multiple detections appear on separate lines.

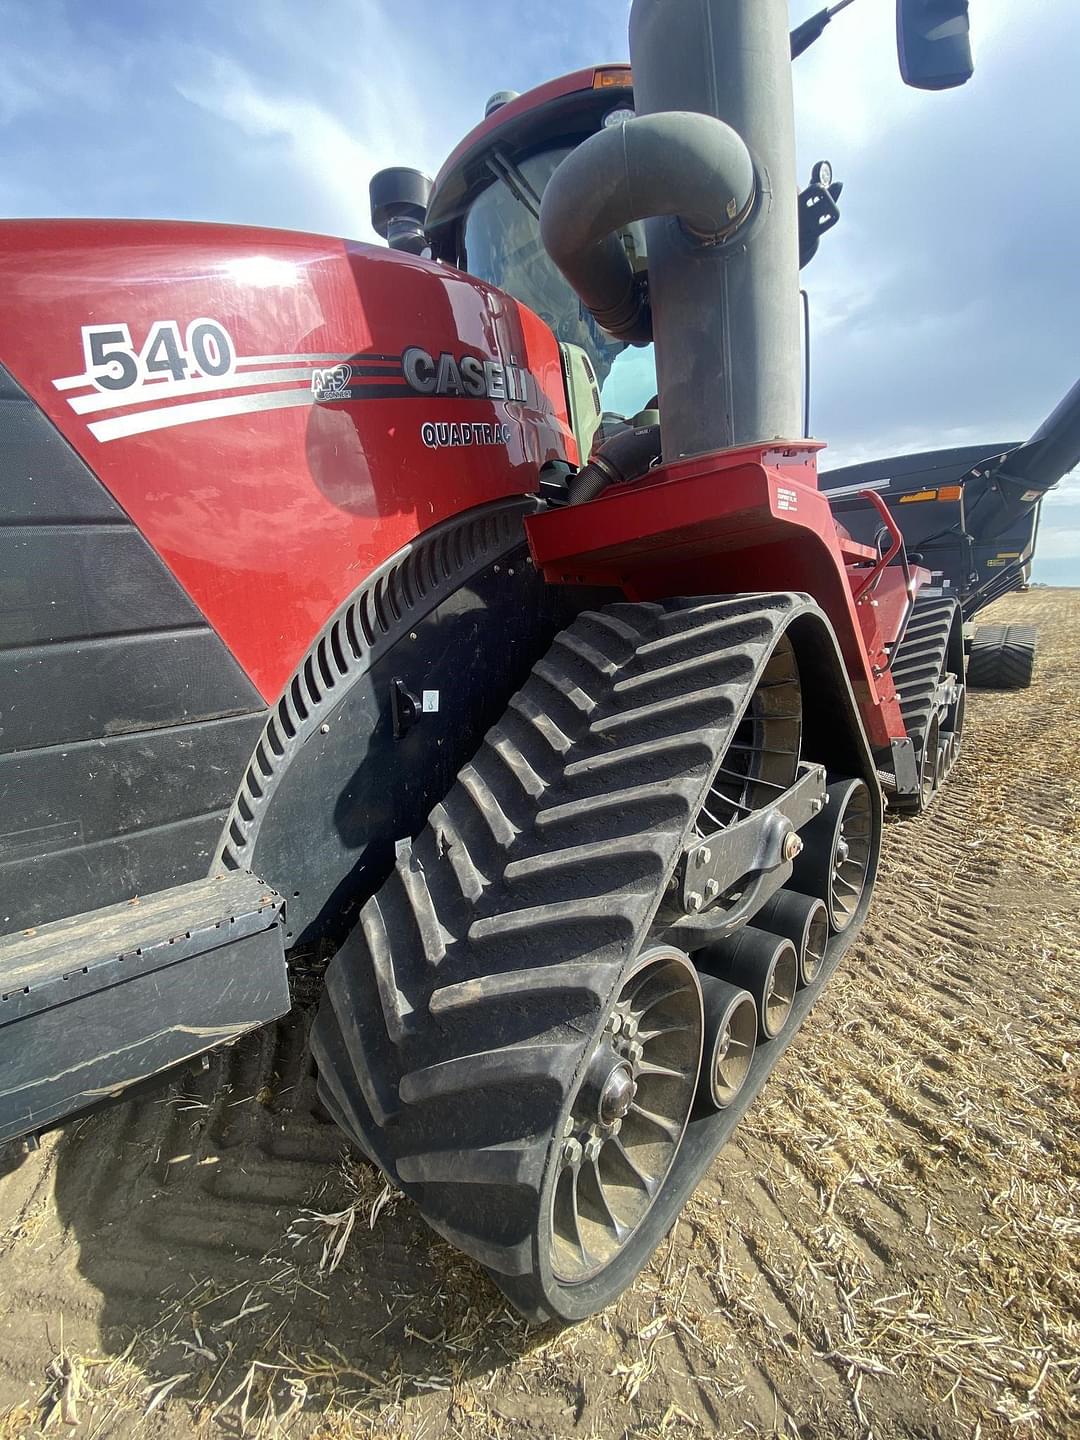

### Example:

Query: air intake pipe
xmin=567 ymin=423 xmax=662 ymax=505
xmin=539 ymin=110 xmax=756 ymax=347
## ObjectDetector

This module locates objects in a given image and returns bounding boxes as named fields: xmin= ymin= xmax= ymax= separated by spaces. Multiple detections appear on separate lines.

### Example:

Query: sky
xmin=0 ymin=0 xmax=1076 ymax=583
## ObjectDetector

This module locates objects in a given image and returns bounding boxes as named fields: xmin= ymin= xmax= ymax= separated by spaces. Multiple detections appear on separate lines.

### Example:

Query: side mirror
xmin=896 ymin=0 xmax=973 ymax=90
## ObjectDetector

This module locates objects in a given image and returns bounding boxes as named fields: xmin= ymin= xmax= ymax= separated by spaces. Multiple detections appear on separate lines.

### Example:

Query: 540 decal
xmin=81 ymin=319 xmax=235 ymax=391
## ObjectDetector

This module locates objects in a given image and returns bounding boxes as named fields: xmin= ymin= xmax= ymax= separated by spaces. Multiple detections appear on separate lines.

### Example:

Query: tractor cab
xmin=374 ymin=66 xmax=659 ymax=459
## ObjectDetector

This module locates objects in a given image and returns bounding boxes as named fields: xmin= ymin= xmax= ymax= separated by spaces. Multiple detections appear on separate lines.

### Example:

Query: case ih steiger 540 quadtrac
xmin=1 ymin=0 xmax=1077 ymax=1322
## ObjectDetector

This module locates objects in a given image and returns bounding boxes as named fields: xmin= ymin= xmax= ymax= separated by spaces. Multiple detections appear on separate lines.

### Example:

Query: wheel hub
xmin=549 ymin=949 xmax=702 ymax=1285
xmin=584 ymin=1056 xmax=636 ymax=1124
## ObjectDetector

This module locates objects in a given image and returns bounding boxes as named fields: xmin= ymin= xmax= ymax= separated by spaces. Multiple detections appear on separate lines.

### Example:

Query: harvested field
xmin=1 ymin=586 xmax=1077 ymax=1440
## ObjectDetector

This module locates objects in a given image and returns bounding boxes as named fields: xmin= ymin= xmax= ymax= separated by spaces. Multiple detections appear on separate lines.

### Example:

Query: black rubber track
xmin=968 ymin=622 xmax=1037 ymax=690
xmin=889 ymin=592 xmax=962 ymax=814
xmin=311 ymin=593 xmax=825 ymax=1320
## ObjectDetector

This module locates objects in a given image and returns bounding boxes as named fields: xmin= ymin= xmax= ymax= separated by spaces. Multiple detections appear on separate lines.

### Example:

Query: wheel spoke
xmin=636 ymin=1058 xmax=692 ymax=1080
xmin=637 ymin=1021 xmax=687 ymax=1042
xmin=585 ymin=1157 xmax=630 ymax=1242
xmin=610 ymin=1137 xmax=659 ymax=1197
xmin=632 ymin=979 xmax=692 ymax=1015
xmin=715 ymin=767 xmax=788 ymax=793
xmin=629 ymin=1102 xmax=681 ymax=1142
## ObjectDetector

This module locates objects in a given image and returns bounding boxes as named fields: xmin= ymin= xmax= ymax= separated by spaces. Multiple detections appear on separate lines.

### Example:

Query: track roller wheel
xmin=889 ymin=593 xmax=963 ymax=813
xmin=695 ymin=975 xmax=757 ymax=1111
xmin=551 ymin=948 xmax=701 ymax=1283
xmin=754 ymin=889 xmax=829 ymax=987
xmin=699 ymin=926 xmax=798 ymax=1041
xmin=792 ymin=778 xmax=874 ymax=932
xmin=919 ymin=711 xmax=941 ymax=809
xmin=947 ymin=685 xmax=965 ymax=769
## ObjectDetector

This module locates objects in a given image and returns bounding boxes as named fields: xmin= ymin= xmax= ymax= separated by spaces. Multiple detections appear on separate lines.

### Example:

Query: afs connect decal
xmin=53 ymin=322 xmax=541 ymax=447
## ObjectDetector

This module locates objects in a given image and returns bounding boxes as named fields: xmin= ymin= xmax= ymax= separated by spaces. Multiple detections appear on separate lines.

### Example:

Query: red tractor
xmin=1 ymin=1 xmax=1076 ymax=1321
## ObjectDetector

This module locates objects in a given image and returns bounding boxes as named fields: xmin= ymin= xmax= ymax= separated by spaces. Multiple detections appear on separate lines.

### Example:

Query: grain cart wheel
xmin=791 ymin=778 xmax=874 ymax=932
xmin=312 ymin=594 xmax=878 ymax=1322
xmin=968 ymin=623 xmax=1037 ymax=690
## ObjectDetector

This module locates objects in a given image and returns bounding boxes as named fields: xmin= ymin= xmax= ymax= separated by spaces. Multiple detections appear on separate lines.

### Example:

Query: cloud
xmin=176 ymin=55 xmax=380 ymax=239
xmin=1035 ymin=523 xmax=1080 ymax=561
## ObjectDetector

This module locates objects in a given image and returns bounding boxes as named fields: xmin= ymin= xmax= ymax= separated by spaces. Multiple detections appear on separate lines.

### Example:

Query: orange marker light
xmin=593 ymin=67 xmax=632 ymax=89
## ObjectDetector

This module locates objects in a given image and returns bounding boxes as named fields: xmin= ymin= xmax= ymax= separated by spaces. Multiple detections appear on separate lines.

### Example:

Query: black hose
xmin=567 ymin=425 xmax=662 ymax=506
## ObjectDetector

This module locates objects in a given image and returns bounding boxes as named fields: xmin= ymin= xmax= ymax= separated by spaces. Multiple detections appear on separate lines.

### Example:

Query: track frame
xmin=314 ymin=590 xmax=882 ymax=1322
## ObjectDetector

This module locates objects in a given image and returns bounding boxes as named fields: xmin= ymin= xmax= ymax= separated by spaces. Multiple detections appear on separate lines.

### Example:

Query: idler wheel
xmin=791 ymin=777 xmax=874 ymax=933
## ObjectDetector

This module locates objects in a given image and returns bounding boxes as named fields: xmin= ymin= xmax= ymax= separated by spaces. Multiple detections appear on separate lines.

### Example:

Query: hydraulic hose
xmin=567 ymin=424 xmax=662 ymax=506
xmin=539 ymin=111 xmax=756 ymax=345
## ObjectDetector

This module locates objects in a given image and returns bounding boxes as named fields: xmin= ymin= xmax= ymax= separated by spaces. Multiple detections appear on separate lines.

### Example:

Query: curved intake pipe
xmin=539 ymin=111 xmax=756 ymax=346
xmin=568 ymin=423 xmax=662 ymax=505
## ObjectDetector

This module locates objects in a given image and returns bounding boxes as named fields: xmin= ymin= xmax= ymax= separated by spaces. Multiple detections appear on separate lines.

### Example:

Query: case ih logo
xmin=402 ymin=346 xmax=538 ymax=404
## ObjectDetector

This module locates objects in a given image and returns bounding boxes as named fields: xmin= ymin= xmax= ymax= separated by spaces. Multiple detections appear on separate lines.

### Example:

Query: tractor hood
xmin=0 ymin=218 xmax=572 ymax=699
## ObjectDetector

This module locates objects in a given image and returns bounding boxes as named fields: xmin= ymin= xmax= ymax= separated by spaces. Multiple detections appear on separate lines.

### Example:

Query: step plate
xmin=0 ymin=872 xmax=289 ymax=1144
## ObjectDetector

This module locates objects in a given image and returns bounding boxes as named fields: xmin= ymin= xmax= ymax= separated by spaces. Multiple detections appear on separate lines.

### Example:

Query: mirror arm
xmin=790 ymin=0 xmax=858 ymax=60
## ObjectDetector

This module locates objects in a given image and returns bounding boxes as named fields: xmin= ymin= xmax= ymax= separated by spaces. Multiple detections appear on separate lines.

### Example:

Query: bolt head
xmin=606 ymin=1011 xmax=623 ymax=1037
xmin=621 ymin=1015 xmax=639 ymax=1041
xmin=584 ymin=1135 xmax=604 ymax=1164
xmin=686 ymin=891 xmax=703 ymax=913
xmin=562 ymin=1136 xmax=583 ymax=1167
xmin=627 ymin=1039 xmax=644 ymax=1067
xmin=782 ymin=831 xmax=804 ymax=861
xmin=700 ymin=846 xmax=712 ymax=865
xmin=704 ymin=878 xmax=720 ymax=901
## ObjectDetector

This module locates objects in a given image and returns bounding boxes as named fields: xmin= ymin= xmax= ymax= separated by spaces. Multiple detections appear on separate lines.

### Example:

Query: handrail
xmin=850 ymin=488 xmax=904 ymax=600
xmin=849 ymin=489 xmax=917 ymax=663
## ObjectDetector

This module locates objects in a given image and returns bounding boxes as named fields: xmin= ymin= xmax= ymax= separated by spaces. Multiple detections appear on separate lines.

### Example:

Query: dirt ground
xmin=1 ymin=587 xmax=1077 ymax=1440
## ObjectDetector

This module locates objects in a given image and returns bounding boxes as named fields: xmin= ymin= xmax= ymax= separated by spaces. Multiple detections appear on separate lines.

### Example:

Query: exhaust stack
xmin=629 ymin=0 xmax=803 ymax=458
xmin=540 ymin=0 xmax=803 ymax=461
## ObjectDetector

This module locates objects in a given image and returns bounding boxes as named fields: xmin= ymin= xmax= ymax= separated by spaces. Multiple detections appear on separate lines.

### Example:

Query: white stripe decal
xmin=233 ymin=353 xmax=353 ymax=367
xmin=821 ymin=476 xmax=893 ymax=500
xmin=69 ymin=367 xmax=316 ymax=415
xmin=87 ymin=386 xmax=315 ymax=442
xmin=52 ymin=352 xmax=352 ymax=392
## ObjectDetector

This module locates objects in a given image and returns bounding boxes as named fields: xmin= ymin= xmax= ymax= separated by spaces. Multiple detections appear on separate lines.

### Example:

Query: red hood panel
xmin=0 ymin=219 xmax=571 ymax=700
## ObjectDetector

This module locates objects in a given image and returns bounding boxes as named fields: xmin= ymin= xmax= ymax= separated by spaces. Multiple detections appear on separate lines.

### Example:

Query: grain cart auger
xmin=0 ymin=0 xmax=1012 ymax=1321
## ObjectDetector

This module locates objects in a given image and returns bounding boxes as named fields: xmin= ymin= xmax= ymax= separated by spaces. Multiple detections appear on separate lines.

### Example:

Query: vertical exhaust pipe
xmin=629 ymin=0 xmax=803 ymax=458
